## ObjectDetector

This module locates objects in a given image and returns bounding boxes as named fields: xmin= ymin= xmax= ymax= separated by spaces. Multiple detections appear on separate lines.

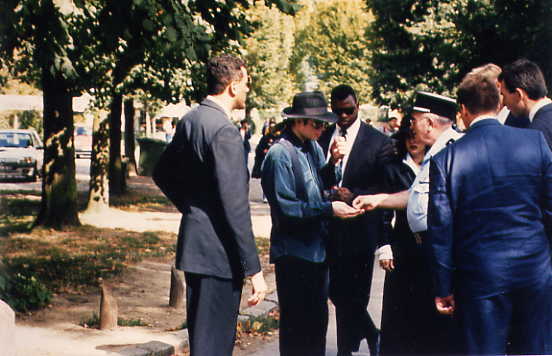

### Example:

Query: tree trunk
xmin=35 ymin=70 xmax=80 ymax=229
xmin=124 ymin=98 xmax=138 ymax=176
xmin=108 ymin=94 xmax=126 ymax=196
xmin=84 ymin=112 xmax=110 ymax=214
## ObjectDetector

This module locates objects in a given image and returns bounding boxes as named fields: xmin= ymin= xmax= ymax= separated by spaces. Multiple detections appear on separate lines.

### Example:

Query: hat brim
xmin=281 ymin=107 xmax=338 ymax=123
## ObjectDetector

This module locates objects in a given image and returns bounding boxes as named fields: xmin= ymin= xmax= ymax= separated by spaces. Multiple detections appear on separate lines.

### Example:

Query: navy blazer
xmin=153 ymin=99 xmax=261 ymax=280
xmin=428 ymin=119 xmax=552 ymax=299
xmin=530 ymin=102 xmax=552 ymax=150
xmin=319 ymin=121 xmax=394 ymax=258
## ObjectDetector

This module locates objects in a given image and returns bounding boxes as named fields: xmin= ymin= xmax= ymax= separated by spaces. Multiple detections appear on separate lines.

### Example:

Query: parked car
xmin=74 ymin=125 xmax=92 ymax=158
xmin=0 ymin=129 xmax=43 ymax=182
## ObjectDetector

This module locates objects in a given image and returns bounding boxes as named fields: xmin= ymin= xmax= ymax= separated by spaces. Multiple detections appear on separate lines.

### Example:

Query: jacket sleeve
xmin=539 ymin=133 xmax=552 ymax=247
xmin=427 ymin=154 xmax=455 ymax=297
xmin=212 ymin=125 xmax=261 ymax=277
xmin=261 ymin=145 xmax=333 ymax=221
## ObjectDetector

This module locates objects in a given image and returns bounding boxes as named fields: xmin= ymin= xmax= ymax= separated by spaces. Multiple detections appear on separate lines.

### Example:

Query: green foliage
xmin=366 ymin=0 xmax=552 ymax=108
xmin=292 ymin=0 xmax=373 ymax=100
xmin=80 ymin=313 xmax=150 ymax=328
xmin=237 ymin=312 xmax=279 ymax=334
xmin=243 ymin=2 xmax=296 ymax=114
xmin=0 ymin=272 xmax=52 ymax=312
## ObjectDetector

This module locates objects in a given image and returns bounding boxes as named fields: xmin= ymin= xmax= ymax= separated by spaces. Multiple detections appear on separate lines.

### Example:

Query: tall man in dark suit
xmin=319 ymin=85 xmax=394 ymax=356
xmin=499 ymin=59 xmax=552 ymax=146
xmin=428 ymin=73 xmax=552 ymax=355
xmin=153 ymin=54 xmax=267 ymax=356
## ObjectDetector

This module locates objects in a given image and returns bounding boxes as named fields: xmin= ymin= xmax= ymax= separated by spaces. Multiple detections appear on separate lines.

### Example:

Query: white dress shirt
xmin=326 ymin=118 xmax=361 ymax=186
xmin=529 ymin=98 xmax=552 ymax=122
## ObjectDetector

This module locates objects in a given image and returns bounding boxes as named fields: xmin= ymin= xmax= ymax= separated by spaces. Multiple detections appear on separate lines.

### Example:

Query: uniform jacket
xmin=319 ymin=121 xmax=394 ymax=259
xmin=428 ymin=119 xmax=552 ymax=299
xmin=153 ymin=99 xmax=261 ymax=280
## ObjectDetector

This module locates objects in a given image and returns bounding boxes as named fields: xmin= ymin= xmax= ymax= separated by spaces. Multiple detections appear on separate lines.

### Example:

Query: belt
xmin=413 ymin=231 xmax=427 ymax=245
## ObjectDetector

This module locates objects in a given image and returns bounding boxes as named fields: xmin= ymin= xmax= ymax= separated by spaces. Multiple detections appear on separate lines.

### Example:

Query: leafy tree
xmin=243 ymin=1 xmax=296 ymax=122
xmin=366 ymin=0 xmax=552 ymax=108
xmin=292 ymin=0 xmax=373 ymax=101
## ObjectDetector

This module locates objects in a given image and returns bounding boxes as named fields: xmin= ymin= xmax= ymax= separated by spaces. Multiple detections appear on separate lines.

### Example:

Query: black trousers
xmin=275 ymin=256 xmax=329 ymax=356
xmin=457 ymin=277 xmax=552 ymax=355
xmin=329 ymin=254 xmax=379 ymax=353
xmin=184 ymin=272 xmax=243 ymax=356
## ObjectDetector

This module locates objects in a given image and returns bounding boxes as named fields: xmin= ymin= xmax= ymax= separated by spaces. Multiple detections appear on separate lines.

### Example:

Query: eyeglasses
xmin=332 ymin=107 xmax=355 ymax=116
xmin=311 ymin=120 xmax=329 ymax=130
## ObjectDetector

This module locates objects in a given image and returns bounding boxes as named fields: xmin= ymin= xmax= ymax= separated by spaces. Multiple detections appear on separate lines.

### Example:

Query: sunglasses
xmin=332 ymin=107 xmax=355 ymax=116
xmin=311 ymin=120 xmax=329 ymax=129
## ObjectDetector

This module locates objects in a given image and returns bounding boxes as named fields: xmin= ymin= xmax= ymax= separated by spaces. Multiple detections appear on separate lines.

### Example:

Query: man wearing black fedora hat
xmin=353 ymin=90 xmax=461 ymax=354
xmin=261 ymin=91 xmax=363 ymax=356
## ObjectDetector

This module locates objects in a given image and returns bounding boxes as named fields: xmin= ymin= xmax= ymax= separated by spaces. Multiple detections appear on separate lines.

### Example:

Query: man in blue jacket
xmin=428 ymin=72 xmax=552 ymax=355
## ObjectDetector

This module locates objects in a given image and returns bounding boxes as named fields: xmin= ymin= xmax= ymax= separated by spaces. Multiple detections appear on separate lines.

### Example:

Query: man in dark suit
xmin=428 ymin=73 xmax=552 ymax=355
xmin=319 ymin=85 xmax=394 ymax=356
xmin=499 ymin=59 xmax=552 ymax=146
xmin=153 ymin=54 xmax=267 ymax=356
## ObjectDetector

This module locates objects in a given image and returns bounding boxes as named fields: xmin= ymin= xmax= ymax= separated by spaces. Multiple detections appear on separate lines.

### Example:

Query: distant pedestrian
xmin=239 ymin=118 xmax=252 ymax=167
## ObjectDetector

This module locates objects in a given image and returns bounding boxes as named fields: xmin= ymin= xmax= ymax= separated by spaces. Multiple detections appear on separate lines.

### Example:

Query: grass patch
xmin=110 ymin=193 xmax=173 ymax=212
xmin=255 ymin=237 xmax=270 ymax=256
xmin=80 ymin=313 xmax=150 ymax=328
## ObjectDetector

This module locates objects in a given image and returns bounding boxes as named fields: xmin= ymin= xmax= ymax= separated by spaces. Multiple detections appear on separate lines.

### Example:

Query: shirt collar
xmin=469 ymin=115 xmax=497 ymax=127
xmin=337 ymin=117 xmax=361 ymax=138
xmin=529 ymin=98 xmax=552 ymax=122
xmin=403 ymin=153 xmax=421 ymax=175
xmin=424 ymin=126 xmax=461 ymax=161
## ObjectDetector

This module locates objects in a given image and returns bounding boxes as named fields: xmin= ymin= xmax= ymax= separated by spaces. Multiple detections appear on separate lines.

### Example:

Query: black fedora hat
xmin=412 ymin=91 xmax=457 ymax=121
xmin=282 ymin=91 xmax=338 ymax=123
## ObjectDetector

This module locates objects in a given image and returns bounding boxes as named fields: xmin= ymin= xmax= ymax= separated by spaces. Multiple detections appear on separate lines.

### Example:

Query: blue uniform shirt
xmin=407 ymin=127 xmax=464 ymax=233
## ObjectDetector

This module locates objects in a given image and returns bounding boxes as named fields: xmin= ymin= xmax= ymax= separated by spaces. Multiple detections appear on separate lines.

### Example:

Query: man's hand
xmin=248 ymin=271 xmax=268 ymax=306
xmin=330 ymin=137 xmax=347 ymax=165
xmin=435 ymin=295 xmax=455 ymax=315
xmin=379 ymin=259 xmax=395 ymax=271
xmin=352 ymin=194 xmax=390 ymax=211
xmin=332 ymin=201 xmax=363 ymax=219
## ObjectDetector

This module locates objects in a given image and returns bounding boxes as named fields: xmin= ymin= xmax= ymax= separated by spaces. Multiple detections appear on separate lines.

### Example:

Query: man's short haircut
xmin=457 ymin=74 xmax=500 ymax=115
xmin=467 ymin=63 xmax=501 ymax=81
xmin=499 ymin=59 xmax=547 ymax=100
xmin=206 ymin=54 xmax=246 ymax=95
xmin=331 ymin=84 xmax=357 ymax=103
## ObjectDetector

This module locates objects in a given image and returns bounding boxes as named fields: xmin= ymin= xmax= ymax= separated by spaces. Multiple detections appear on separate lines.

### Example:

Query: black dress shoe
xmin=367 ymin=331 xmax=381 ymax=356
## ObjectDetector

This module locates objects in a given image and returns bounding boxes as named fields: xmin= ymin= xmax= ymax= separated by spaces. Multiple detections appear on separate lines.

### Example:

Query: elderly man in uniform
xmin=352 ymin=91 xmax=461 ymax=354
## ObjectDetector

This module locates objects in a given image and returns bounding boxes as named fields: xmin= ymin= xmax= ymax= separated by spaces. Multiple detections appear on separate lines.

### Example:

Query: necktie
xmin=338 ymin=128 xmax=347 ymax=185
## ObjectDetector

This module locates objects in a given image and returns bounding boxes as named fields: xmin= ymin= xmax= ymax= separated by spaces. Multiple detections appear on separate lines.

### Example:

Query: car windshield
xmin=0 ymin=133 xmax=33 ymax=148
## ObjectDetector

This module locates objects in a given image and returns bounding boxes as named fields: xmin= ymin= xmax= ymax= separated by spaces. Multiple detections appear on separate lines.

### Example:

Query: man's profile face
xmin=331 ymin=95 xmax=358 ymax=130
xmin=410 ymin=112 xmax=432 ymax=145
xmin=296 ymin=119 xmax=327 ymax=141
xmin=499 ymin=80 xmax=525 ymax=117
xmin=233 ymin=67 xmax=250 ymax=110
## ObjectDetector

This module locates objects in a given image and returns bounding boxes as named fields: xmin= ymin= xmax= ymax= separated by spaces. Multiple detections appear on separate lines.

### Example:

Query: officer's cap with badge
xmin=412 ymin=91 xmax=457 ymax=122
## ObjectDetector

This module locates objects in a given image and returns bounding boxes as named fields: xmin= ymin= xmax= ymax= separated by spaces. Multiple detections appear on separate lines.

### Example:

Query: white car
xmin=0 ymin=129 xmax=43 ymax=182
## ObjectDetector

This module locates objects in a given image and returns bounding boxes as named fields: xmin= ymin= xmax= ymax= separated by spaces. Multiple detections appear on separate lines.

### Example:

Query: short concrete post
xmin=169 ymin=266 xmax=185 ymax=309
xmin=0 ymin=299 xmax=15 ymax=356
xmin=99 ymin=283 xmax=118 ymax=330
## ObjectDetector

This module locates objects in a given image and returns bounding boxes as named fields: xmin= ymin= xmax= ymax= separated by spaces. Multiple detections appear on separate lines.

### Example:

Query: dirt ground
xmin=12 ymin=175 xmax=277 ymax=354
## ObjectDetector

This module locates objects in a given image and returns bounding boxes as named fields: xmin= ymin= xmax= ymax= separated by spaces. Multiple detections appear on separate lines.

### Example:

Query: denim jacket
xmin=261 ymin=130 xmax=338 ymax=263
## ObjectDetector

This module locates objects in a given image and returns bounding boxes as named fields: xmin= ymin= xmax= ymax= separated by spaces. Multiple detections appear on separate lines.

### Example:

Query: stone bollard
xmin=99 ymin=283 xmax=118 ymax=330
xmin=0 ymin=299 xmax=15 ymax=356
xmin=169 ymin=266 xmax=185 ymax=309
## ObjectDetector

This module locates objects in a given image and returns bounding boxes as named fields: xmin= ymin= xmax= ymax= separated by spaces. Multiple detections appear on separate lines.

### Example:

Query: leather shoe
xmin=367 ymin=331 xmax=381 ymax=356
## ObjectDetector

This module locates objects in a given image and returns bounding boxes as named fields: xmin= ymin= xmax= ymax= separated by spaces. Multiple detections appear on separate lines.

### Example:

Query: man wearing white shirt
xmin=318 ymin=84 xmax=394 ymax=356
xmin=500 ymin=59 xmax=552 ymax=147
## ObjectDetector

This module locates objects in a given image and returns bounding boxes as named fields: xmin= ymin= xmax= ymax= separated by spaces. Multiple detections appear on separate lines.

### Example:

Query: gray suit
xmin=153 ymin=98 xmax=261 ymax=356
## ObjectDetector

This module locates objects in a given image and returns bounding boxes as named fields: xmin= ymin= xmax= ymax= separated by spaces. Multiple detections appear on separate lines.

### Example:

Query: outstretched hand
xmin=352 ymin=194 xmax=389 ymax=211
xmin=332 ymin=201 xmax=363 ymax=219
xmin=435 ymin=295 xmax=455 ymax=315
xmin=248 ymin=271 xmax=268 ymax=306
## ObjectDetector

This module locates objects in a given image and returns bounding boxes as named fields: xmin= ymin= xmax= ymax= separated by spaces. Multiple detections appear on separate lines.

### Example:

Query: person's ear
xmin=229 ymin=80 xmax=238 ymax=97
